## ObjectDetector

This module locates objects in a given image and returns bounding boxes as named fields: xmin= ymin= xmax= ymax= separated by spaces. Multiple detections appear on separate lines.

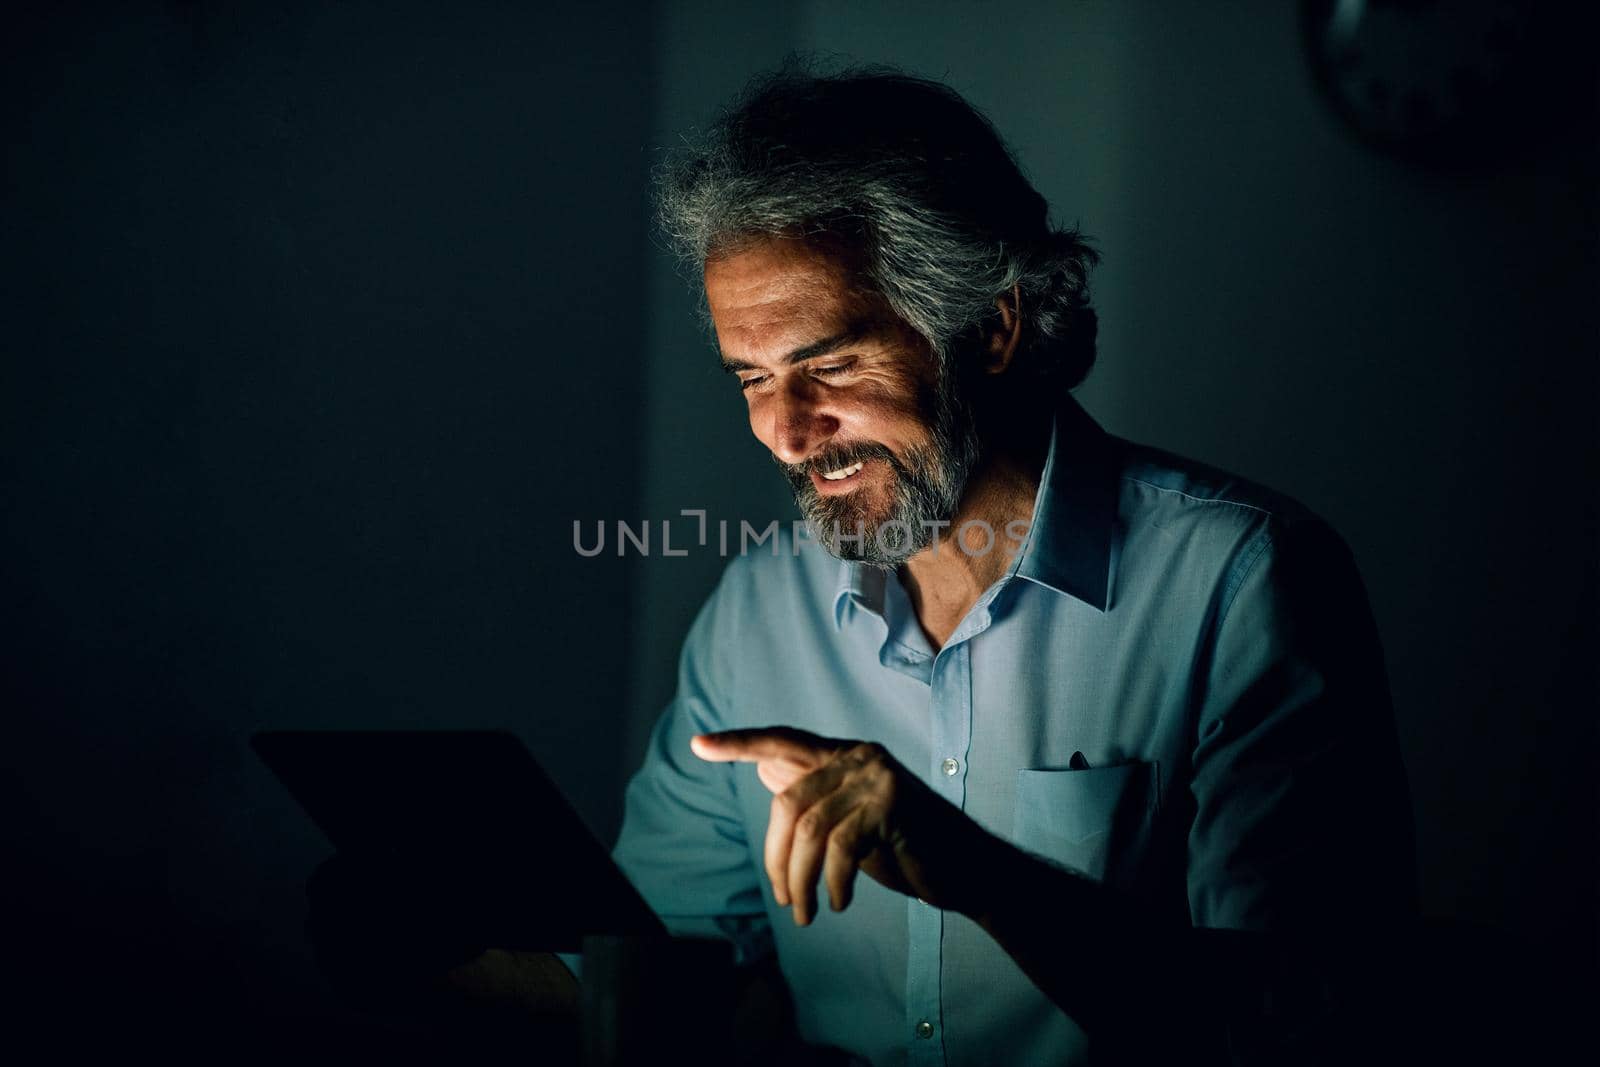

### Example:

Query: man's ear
xmin=983 ymin=284 xmax=1023 ymax=375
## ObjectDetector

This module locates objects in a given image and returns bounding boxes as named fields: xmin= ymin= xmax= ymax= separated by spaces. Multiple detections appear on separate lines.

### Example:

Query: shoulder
xmin=674 ymin=522 xmax=847 ymax=711
xmin=1109 ymin=438 xmax=1353 ymax=611
xmin=1117 ymin=438 xmax=1317 ymax=529
xmin=693 ymin=520 xmax=842 ymax=635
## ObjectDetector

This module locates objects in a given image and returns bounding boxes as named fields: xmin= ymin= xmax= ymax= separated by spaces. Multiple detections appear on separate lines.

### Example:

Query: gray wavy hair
xmin=656 ymin=63 xmax=1100 ymax=389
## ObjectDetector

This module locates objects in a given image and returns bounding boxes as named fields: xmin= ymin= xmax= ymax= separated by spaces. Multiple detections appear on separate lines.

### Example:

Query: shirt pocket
xmin=1011 ymin=762 xmax=1160 ymax=886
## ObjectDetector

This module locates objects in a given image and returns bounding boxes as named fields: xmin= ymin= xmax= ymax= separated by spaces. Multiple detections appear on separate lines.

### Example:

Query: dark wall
xmin=4 ymin=0 xmax=654 ymax=1038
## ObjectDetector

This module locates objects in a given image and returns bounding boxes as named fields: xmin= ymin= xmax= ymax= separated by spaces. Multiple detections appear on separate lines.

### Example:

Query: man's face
xmin=704 ymin=236 xmax=980 ymax=565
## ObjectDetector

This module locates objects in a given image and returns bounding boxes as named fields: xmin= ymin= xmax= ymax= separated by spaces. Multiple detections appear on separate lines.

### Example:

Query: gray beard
xmin=777 ymin=372 xmax=983 ymax=568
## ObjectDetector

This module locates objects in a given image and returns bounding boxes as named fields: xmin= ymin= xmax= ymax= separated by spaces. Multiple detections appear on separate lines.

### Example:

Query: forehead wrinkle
xmin=714 ymin=289 xmax=854 ymax=365
xmin=704 ymin=236 xmax=888 ymax=364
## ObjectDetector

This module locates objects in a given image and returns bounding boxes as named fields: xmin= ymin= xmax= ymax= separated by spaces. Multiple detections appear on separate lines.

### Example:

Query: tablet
xmin=252 ymin=729 xmax=665 ymax=950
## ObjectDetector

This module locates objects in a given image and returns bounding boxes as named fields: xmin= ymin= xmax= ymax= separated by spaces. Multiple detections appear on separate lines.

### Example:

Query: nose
xmin=765 ymin=378 xmax=839 ymax=466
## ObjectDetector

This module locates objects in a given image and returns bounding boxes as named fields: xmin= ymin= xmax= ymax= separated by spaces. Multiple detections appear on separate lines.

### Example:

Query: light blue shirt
xmin=609 ymin=395 xmax=1414 ymax=1066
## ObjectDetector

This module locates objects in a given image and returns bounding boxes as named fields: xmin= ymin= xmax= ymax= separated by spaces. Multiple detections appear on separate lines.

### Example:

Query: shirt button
xmin=941 ymin=757 xmax=960 ymax=777
xmin=915 ymin=1021 xmax=935 ymax=1040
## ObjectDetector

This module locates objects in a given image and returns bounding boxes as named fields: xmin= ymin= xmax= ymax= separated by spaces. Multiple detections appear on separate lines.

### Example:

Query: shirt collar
xmin=1010 ymin=393 xmax=1118 ymax=611
xmin=831 ymin=393 xmax=1119 ymax=628
xmin=832 ymin=555 xmax=886 ymax=629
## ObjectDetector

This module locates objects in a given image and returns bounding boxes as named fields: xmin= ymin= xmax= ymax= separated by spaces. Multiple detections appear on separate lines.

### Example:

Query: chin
xmin=803 ymin=493 xmax=887 ymax=540
xmin=801 ymin=497 xmax=926 ymax=565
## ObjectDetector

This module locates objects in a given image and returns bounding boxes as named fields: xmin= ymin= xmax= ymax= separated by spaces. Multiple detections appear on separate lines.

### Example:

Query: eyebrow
xmin=719 ymin=326 xmax=867 ymax=375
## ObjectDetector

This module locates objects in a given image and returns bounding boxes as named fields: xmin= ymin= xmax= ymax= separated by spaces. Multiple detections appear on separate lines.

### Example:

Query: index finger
xmin=689 ymin=727 xmax=837 ymax=764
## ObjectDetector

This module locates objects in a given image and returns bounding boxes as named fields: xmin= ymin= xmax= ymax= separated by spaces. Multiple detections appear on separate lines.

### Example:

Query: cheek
xmin=837 ymin=382 xmax=931 ymax=445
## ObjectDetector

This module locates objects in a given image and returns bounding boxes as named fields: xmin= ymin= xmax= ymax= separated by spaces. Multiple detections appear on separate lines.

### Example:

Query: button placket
xmin=903 ymin=641 xmax=972 ymax=1065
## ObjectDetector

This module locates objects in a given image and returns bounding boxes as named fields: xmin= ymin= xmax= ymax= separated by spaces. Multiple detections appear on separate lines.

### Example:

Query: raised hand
xmin=690 ymin=727 xmax=997 ymax=926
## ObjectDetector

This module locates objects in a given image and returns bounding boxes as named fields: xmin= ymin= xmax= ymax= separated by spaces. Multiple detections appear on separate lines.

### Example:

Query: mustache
xmin=775 ymin=441 xmax=900 ymax=481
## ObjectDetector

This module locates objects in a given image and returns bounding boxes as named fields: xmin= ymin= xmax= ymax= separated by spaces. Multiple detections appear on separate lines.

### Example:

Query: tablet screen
xmin=252 ymin=729 xmax=664 ymax=950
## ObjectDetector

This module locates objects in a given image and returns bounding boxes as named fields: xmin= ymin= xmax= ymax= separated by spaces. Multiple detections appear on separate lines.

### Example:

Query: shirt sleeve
xmin=1186 ymin=515 xmax=1417 ymax=932
xmin=609 ymin=562 xmax=774 ymax=966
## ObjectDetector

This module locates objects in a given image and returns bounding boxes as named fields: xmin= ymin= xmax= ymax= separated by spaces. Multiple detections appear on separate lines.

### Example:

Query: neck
xmin=900 ymin=398 xmax=1052 ymax=650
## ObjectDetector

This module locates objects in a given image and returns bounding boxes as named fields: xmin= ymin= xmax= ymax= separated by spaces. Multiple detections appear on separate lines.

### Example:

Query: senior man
xmin=593 ymin=66 xmax=1417 ymax=1066
xmin=316 ymin=66 xmax=1416 ymax=1065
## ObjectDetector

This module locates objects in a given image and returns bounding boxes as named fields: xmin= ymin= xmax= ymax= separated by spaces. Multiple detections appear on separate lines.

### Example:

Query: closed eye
xmin=737 ymin=359 xmax=853 ymax=392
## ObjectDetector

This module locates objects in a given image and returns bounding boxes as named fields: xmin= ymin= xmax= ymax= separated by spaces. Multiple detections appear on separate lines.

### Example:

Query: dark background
xmin=4 ymin=0 xmax=1594 ymax=1051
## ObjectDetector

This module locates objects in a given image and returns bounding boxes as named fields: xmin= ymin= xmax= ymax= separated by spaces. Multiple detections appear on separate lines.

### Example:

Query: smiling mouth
xmin=809 ymin=457 xmax=872 ymax=495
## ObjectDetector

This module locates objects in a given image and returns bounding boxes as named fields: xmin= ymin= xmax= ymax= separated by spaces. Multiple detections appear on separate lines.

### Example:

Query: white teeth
xmin=821 ymin=461 xmax=865 ymax=481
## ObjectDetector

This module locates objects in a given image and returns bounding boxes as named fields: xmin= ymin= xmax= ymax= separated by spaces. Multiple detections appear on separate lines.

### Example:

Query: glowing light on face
xmin=776 ymin=364 xmax=981 ymax=568
xmin=705 ymin=237 xmax=986 ymax=566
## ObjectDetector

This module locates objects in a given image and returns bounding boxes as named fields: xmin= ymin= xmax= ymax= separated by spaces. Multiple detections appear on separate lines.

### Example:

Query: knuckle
xmin=796 ymin=809 xmax=825 ymax=840
xmin=848 ymin=741 xmax=887 ymax=767
xmin=861 ymin=741 xmax=888 ymax=762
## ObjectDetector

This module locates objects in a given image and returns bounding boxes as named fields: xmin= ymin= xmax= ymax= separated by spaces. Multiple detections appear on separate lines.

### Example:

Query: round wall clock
xmin=1301 ymin=0 xmax=1577 ymax=167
